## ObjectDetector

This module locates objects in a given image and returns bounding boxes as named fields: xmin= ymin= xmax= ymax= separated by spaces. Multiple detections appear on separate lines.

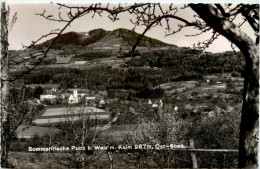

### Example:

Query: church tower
xmin=73 ymin=89 xmax=78 ymax=97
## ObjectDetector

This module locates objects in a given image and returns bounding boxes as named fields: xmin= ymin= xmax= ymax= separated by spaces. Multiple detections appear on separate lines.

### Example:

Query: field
xmin=33 ymin=106 xmax=109 ymax=125
xmin=97 ymin=124 xmax=137 ymax=143
xmin=159 ymin=79 xmax=228 ymax=99
xmin=41 ymin=107 xmax=105 ymax=116
xmin=33 ymin=115 xmax=110 ymax=124
xmin=55 ymin=55 xmax=73 ymax=64
xmin=159 ymin=81 xmax=198 ymax=95
xmin=16 ymin=125 xmax=59 ymax=138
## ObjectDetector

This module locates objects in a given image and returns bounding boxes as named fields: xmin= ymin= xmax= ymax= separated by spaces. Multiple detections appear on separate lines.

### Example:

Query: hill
xmin=37 ymin=28 xmax=174 ymax=50
xmin=11 ymin=28 xmax=183 ymax=66
xmin=10 ymin=28 xmax=243 ymax=74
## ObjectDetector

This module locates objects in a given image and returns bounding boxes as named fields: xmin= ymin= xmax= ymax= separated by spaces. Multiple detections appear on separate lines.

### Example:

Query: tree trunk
xmin=1 ymin=2 xmax=10 ymax=168
xmin=107 ymin=151 xmax=113 ymax=169
xmin=190 ymin=4 xmax=259 ymax=168
xmin=239 ymin=50 xmax=259 ymax=168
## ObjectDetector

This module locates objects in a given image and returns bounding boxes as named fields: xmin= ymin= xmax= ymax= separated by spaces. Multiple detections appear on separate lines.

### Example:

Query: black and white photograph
xmin=1 ymin=1 xmax=259 ymax=168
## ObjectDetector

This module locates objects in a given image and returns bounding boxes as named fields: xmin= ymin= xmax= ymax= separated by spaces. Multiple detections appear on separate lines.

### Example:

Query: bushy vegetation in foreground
xmin=10 ymin=103 xmax=240 ymax=168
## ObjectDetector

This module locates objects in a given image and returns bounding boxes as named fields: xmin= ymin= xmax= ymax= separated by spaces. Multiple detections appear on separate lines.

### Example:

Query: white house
xmin=148 ymin=99 xmax=163 ymax=108
xmin=86 ymin=96 xmax=96 ymax=100
xmin=40 ymin=94 xmax=57 ymax=101
xmin=98 ymin=99 xmax=106 ymax=108
xmin=51 ymin=87 xmax=57 ymax=92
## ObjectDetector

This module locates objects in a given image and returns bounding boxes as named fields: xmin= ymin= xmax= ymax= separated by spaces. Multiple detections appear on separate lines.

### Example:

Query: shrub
xmin=231 ymin=72 xmax=240 ymax=77
xmin=180 ymin=108 xmax=240 ymax=167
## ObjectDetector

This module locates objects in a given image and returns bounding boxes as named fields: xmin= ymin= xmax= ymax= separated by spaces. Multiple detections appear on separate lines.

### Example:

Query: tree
xmin=1 ymin=86 xmax=31 ymax=167
xmin=33 ymin=86 xmax=45 ymax=99
xmin=122 ymin=4 xmax=258 ymax=167
xmin=188 ymin=5 xmax=258 ymax=167
xmin=53 ymin=106 xmax=101 ymax=168
xmin=1 ymin=2 xmax=15 ymax=167
xmin=183 ymin=106 xmax=241 ymax=167
xmin=1 ymin=3 xmax=9 ymax=166
xmin=124 ymin=106 xmax=186 ymax=168
xmin=1 ymin=3 xmax=29 ymax=168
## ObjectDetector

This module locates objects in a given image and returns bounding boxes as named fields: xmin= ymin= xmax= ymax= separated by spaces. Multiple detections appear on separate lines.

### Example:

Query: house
xmin=208 ymin=111 xmax=215 ymax=117
xmin=85 ymin=97 xmax=96 ymax=106
xmin=148 ymin=100 xmax=152 ymax=104
xmin=40 ymin=94 xmax=57 ymax=101
xmin=148 ymin=99 xmax=163 ymax=108
xmin=74 ymin=61 xmax=87 ymax=65
xmin=51 ymin=87 xmax=57 ymax=92
xmin=98 ymin=99 xmax=106 ymax=108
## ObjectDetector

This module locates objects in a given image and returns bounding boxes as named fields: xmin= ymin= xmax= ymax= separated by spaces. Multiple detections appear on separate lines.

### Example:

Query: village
xmin=39 ymin=88 xmax=106 ymax=107
xmin=16 ymin=81 xmax=169 ymax=139
xmin=38 ymin=86 xmax=164 ymax=108
xmin=16 ymin=73 xmax=241 ymax=138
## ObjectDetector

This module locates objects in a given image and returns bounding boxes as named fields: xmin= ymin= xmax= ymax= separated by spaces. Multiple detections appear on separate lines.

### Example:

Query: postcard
xmin=1 ymin=2 xmax=259 ymax=168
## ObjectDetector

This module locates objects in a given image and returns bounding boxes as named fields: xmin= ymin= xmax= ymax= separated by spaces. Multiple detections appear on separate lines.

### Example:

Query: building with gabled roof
xmin=148 ymin=99 xmax=163 ymax=108
xmin=40 ymin=94 xmax=57 ymax=101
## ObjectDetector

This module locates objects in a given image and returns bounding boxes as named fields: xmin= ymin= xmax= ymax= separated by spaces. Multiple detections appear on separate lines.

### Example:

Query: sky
xmin=6 ymin=2 xmax=257 ymax=53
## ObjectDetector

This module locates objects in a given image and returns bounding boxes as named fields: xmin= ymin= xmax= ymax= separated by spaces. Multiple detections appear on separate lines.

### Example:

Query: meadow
xmin=33 ymin=106 xmax=109 ymax=125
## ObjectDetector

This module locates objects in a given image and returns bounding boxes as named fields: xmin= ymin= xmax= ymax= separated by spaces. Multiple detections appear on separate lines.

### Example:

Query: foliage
xmin=183 ymin=109 xmax=240 ymax=149
xmin=176 ymin=108 xmax=240 ymax=167
xmin=13 ymin=49 xmax=243 ymax=95
xmin=38 ymin=29 xmax=106 ymax=48
xmin=122 ymin=104 xmax=240 ymax=168
xmin=33 ymin=86 xmax=45 ymax=99
xmin=122 ymin=106 xmax=188 ymax=167
xmin=113 ymin=28 xmax=168 ymax=46
xmin=37 ymin=28 xmax=168 ymax=50
xmin=135 ymin=86 xmax=164 ymax=99
xmin=138 ymin=50 xmax=243 ymax=75
xmin=51 ymin=106 xmax=102 ymax=168
xmin=8 ymin=87 xmax=32 ymax=138
xmin=41 ymin=58 xmax=57 ymax=65
xmin=126 ymin=106 xmax=183 ymax=144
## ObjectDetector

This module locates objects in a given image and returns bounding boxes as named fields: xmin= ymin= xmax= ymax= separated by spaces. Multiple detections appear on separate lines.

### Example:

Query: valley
xmin=9 ymin=28 xmax=243 ymax=168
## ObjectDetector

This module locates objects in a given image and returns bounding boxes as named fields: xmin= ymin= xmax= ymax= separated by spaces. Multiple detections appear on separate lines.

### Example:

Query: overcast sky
xmin=7 ymin=2 xmax=256 ymax=53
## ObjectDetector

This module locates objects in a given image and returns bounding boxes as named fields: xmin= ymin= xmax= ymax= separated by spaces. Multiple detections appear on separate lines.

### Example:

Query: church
xmin=68 ymin=89 xmax=79 ymax=104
